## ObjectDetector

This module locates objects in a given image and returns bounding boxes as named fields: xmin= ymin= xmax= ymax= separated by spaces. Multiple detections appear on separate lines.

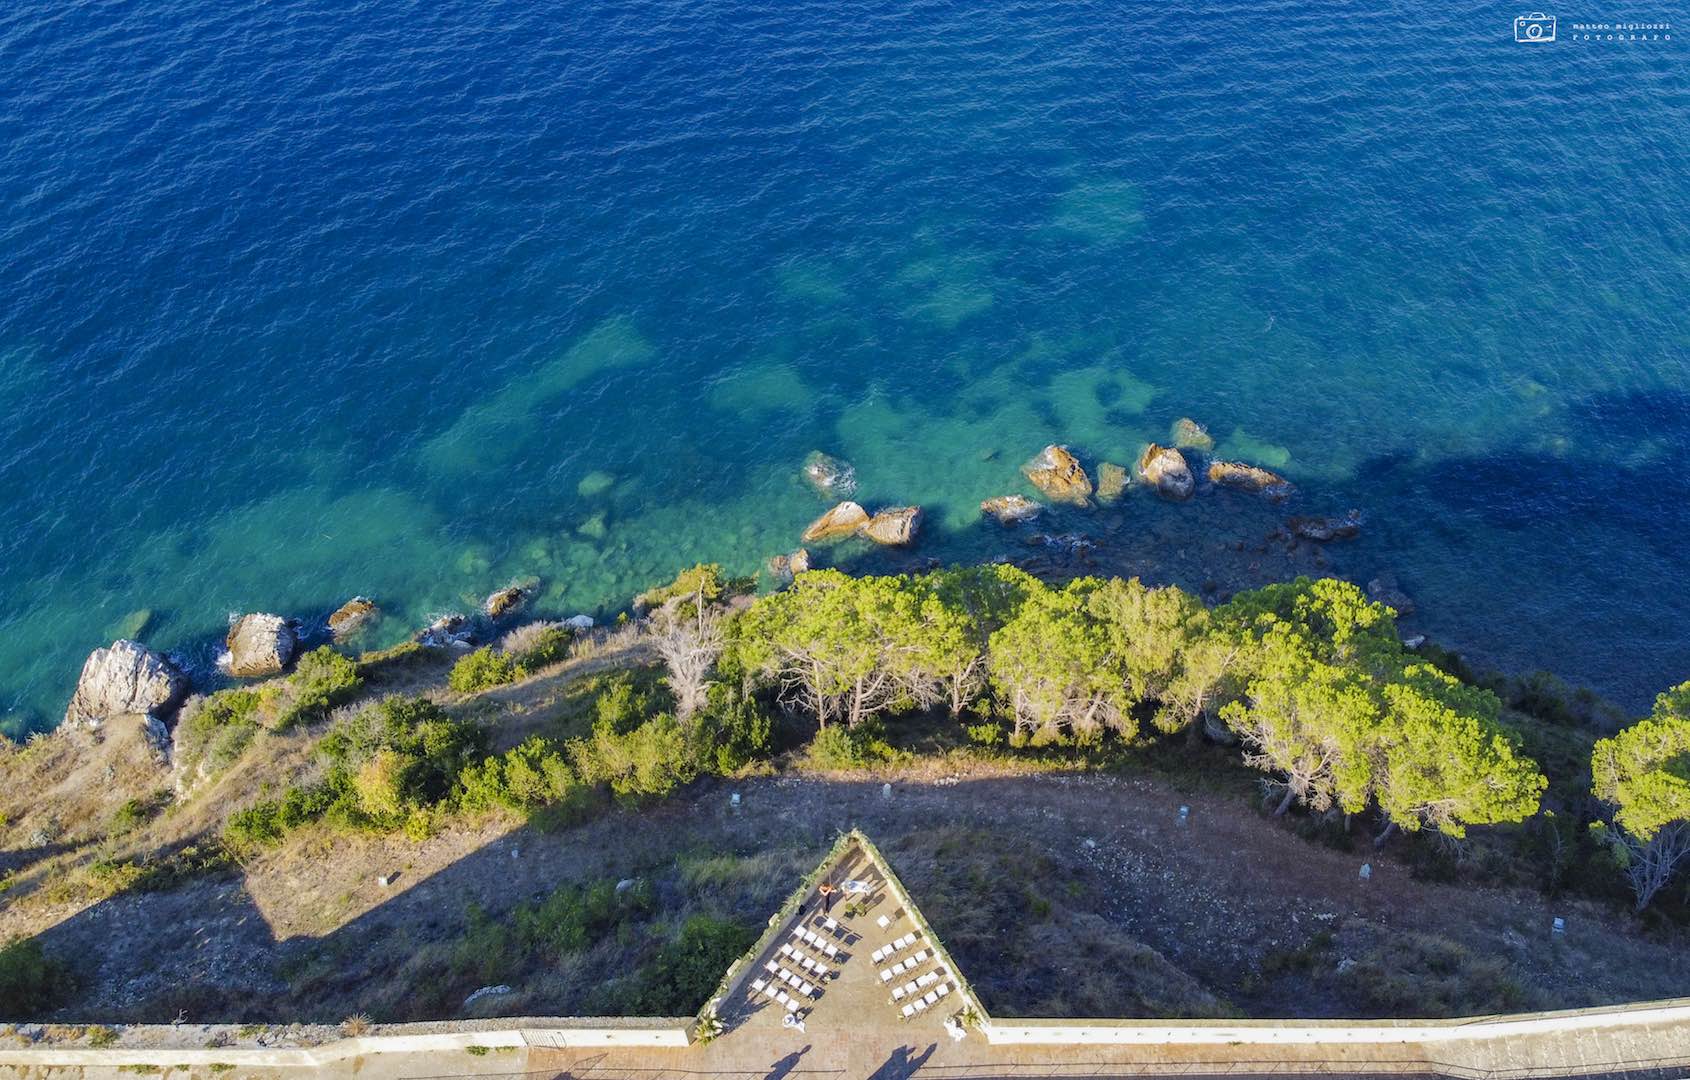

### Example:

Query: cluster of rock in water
xmin=786 ymin=419 xmax=1365 ymax=573
xmin=60 ymin=420 xmax=1371 ymax=741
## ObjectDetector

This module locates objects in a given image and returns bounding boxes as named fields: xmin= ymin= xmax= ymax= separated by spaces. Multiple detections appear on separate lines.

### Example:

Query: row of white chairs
xmin=871 ymin=932 xmax=921 ymax=965
xmin=749 ymin=977 xmax=805 ymax=1013
xmin=777 ymin=942 xmax=832 ymax=978
xmin=792 ymin=926 xmax=841 ymax=958
xmin=898 ymin=983 xmax=950 ymax=1019
xmin=890 ymin=968 xmax=946 ymax=1001
xmin=761 ymin=960 xmax=820 ymax=999
xmin=878 ymin=948 xmax=930 ymax=982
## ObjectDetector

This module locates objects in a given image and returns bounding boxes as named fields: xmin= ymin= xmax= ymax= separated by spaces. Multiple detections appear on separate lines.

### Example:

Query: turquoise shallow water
xmin=1 ymin=0 xmax=1687 ymax=732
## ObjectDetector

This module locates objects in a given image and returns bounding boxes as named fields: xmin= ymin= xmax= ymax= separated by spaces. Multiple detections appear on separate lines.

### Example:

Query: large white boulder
xmin=223 ymin=613 xmax=298 ymax=677
xmin=64 ymin=640 xmax=188 ymax=728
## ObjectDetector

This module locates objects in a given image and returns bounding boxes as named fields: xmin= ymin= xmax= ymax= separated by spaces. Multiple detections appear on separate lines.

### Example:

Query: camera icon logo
xmin=1515 ymin=11 xmax=1557 ymax=41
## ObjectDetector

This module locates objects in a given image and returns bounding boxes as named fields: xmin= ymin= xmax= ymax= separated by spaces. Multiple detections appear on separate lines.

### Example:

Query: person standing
xmin=817 ymin=881 xmax=838 ymax=914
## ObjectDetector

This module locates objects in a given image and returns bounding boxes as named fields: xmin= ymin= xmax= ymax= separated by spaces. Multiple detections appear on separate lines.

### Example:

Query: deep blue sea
xmin=1 ymin=0 xmax=1687 ymax=733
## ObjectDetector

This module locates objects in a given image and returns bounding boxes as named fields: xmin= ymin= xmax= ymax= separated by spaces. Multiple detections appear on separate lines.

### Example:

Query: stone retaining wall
xmin=0 ymin=1019 xmax=691 ymax=1074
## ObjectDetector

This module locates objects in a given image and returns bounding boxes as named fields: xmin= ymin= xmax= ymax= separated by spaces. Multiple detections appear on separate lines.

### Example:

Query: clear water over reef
xmin=1 ymin=0 xmax=1687 ymax=732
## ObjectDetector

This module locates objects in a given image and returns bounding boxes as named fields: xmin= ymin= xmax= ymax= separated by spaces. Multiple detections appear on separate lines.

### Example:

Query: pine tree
xmin=1592 ymin=682 xmax=1690 ymax=909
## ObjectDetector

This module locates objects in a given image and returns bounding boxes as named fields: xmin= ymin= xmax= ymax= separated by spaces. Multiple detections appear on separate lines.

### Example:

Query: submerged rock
xmin=1096 ymin=462 xmax=1129 ymax=504
xmin=64 ymin=640 xmax=188 ymax=728
xmin=1207 ymin=460 xmax=1293 ymax=500
xmin=802 ymin=451 xmax=858 ymax=499
xmin=1171 ymin=418 xmax=1215 ymax=452
xmin=1367 ymin=575 xmax=1416 ymax=616
xmin=767 ymin=548 xmax=812 ymax=585
xmin=224 ymin=614 xmax=298 ymax=677
xmin=1137 ymin=444 xmax=1194 ymax=501
xmin=577 ymin=511 xmax=609 ymax=542
xmin=1288 ymin=510 xmax=1364 ymax=542
xmin=575 ymin=470 xmax=616 ymax=497
xmin=327 ymin=597 xmax=379 ymax=640
xmin=980 ymin=495 xmax=1042 ymax=525
xmin=862 ymin=506 xmax=922 ymax=546
xmin=802 ymin=501 xmax=870 ymax=543
xmin=107 ymin=608 xmax=154 ymax=642
xmin=1021 ymin=445 xmax=1093 ymax=506
xmin=484 ymin=584 xmax=532 ymax=620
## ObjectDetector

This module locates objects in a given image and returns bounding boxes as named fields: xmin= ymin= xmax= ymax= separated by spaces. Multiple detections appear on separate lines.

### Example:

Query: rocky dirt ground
xmin=19 ymin=756 xmax=1690 ymax=1026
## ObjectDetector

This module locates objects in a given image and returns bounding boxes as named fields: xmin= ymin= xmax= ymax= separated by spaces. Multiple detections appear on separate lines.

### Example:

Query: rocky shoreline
xmin=54 ymin=415 xmax=1398 ymax=743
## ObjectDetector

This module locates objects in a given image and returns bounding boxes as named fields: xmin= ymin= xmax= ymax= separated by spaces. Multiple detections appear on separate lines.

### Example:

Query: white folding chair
xmin=800 ymin=956 xmax=816 ymax=973
xmin=901 ymin=1003 xmax=916 ymax=1019
xmin=764 ymin=961 xmax=779 ymax=974
xmin=813 ymin=964 xmax=830 ymax=979
xmin=880 ymin=969 xmax=894 ymax=983
xmin=823 ymin=917 xmax=839 ymax=933
xmin=912 ymin=997 xmax=928 ymax=1013
xmin=871 ymin=946 xmax=887 ymax=963
xmin=799 ymin=980 xmax=815 ymax=997
xmin=892 ymin=985 xmax=907 ymax=1001
xmin=823 ymin=942 xmax=838 ymax=958
xmin=777 ymin=990 xmax=793 ymax=1007
xmin=923 ymin=990 xmax=939 ymax=1006
xmin=786 ymin=998 xmax=801 ymax=1014
xmin=752 ymin=978 xmax=767 ymax=993
xmin=912 ymin=949 xmax=928 ymax=964
xmin=877 ymin=914 xmax=892 ymax=929
xmin=936 ymin=984 xmax=950 ymax=999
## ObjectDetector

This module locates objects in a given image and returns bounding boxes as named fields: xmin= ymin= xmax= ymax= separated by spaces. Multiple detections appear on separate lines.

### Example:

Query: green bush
xmin=0 ymin=937 xmax=75 ymax=1016
xmin=176 ymin=689 xmax=266 ymax=779
xmin=687 ymin=685 xmax=774 ymax=774
xmin=594 ymin=914 xmax=755 ymax=1016
xmin=275 ymin=647 xmax=363 ymax=729
xmin=635 ymin=563 xmax=726 ymax=610
xmin=459 ymin=737 xmax=579 ymax=812
xmin=572 ymin=714 xmax=694 ymax=801
xmin=450 ymin=627 xmax=576 ymax=695
xmin=592 ymin=670 xmax=663 ymax=735
xmin=454 ymin=879 xmax=654 ymax=985
xmin=448 ymin=647 xmax=520 ymax=693
xmin=225 ymin=780 xmax=343 ymax=847
xmin=503 ymin=624 xmax=574 ymax=670
xmin=227 ymin=696 xmax=487 ymax=845
xmin=806 ymin=720 xmax=901 ymax=770
xmin=109 ymin=797 xmax=156 ymax=837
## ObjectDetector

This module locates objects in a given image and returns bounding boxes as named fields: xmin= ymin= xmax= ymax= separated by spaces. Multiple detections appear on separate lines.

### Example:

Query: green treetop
xmin=1220 ymin=622 xmax=1380 ymax=816
xmin=1375 ymin=663 xmax=1546 ymax=838
xmin=987 ymin=577 xmax=1134 ymax=745
xmin=1593 ymin=681 xmax=1690 ymax=841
